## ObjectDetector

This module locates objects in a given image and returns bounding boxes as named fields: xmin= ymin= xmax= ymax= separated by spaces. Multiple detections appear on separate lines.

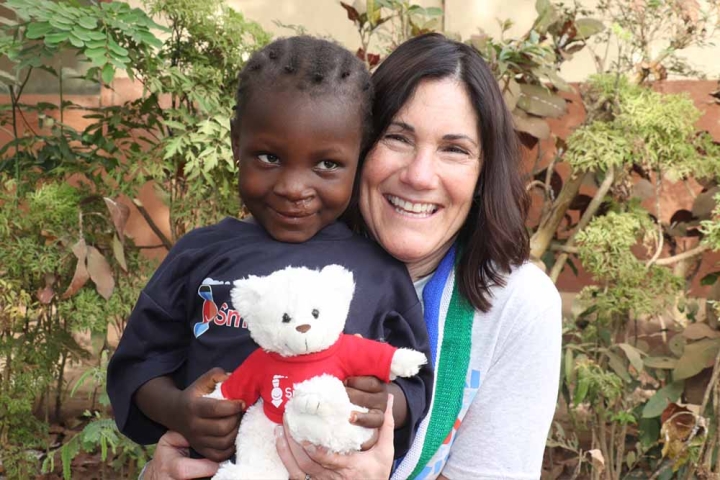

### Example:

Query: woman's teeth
xmin=386 ymin=195 xmax=437 ymax=217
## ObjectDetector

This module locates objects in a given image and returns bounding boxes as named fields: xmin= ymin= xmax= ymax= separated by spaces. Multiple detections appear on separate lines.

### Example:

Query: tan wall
xmin=218 ymin=0 xmax=720 ymax=81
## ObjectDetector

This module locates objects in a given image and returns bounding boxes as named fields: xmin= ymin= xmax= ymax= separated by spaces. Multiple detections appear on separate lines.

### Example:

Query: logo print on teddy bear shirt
xmin=270 ymin=375 xmax=291 ymax=408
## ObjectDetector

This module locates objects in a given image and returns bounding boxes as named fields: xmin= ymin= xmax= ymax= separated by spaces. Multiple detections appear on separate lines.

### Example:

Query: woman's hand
xmin=275 ymin=394 xmax=395 ymax=480
xmin=142 ymin=431 xmax=219 ymax=480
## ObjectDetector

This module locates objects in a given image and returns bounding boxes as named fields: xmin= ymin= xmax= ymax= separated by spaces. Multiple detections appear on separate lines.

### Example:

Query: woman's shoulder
xmin=488 ymin=262 xmax=561 ymax=321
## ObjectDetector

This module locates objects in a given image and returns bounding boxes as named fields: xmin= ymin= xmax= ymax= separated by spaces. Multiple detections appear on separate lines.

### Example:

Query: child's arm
xmin=134 ymin=370 xmax=243 ymax=462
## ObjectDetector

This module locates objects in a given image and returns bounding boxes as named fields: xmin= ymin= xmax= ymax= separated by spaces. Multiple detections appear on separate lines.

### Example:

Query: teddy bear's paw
xmin=293 ymin=392 xmax=333 ymax=416
xmin=389 ymin=348 xmax=428 ymax=380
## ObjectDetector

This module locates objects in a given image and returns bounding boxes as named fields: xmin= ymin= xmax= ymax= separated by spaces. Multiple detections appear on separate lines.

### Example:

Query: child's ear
xmin=319 ymin=265 xmax=355 ymax=306
xmin=230 ymin=117 xmax=241 ymax=164
xmin=231 ymin=275 xmax=264 ymax=314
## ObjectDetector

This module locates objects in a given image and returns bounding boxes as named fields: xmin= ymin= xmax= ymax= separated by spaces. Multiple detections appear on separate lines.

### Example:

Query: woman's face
xmin=360 ymin=78 xmax=482 ymax=279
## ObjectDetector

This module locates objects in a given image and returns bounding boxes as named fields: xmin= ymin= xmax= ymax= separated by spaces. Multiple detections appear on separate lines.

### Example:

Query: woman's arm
xmin=441 ymin=301 xmax=561 ymax=479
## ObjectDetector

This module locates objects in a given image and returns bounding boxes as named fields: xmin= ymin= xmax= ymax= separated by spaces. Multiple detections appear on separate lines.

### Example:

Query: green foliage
xmin=0 ymin=0 xmax=269 ymax=476
xmin=700 ymin=193 xmax=720 ymax=249
xmin=566 ymin=74 xmax=720 ymax=176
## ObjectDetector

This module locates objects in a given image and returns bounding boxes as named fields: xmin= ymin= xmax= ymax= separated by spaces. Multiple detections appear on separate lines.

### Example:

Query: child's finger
xmin=349 ymin=409 xmax=384 ymax=429
xmin=192 ymin=367 xmax=230 ymax=394
xmin=194 ymin=397 xmax=245 ymax=419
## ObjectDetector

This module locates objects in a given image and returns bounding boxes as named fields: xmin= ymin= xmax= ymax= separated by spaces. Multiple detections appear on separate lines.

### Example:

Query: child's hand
xmin=173 ymin=368 xmax=245 ymax=462
xmin=344 ymin=375 xmax=387 ymax=450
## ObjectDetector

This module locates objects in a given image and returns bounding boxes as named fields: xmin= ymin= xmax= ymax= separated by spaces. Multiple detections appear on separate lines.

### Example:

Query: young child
xmin=107 ymin=36 xmax=431 ymax=463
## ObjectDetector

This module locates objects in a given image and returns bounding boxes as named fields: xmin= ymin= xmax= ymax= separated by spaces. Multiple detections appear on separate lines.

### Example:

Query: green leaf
xmin=642 ymin=381 xmax=684 ymax=418
xmin=101 ymin=64 xmax=114 ymax=85
xmin=517 ymin=84 xmax=567 ymax=118
xmin=673 ymin=338 xmax=720 ymax=380
xmin=106 ymin=36 xmax=128 ymax=56
xmin=574 ymin=18 xmax=605 ymax=40
xmin=49 ymin=16 xmax=75 ymax=31
xmin=606 ymin=350 xmax=632 ymax=382
xmin=573 ymin=375 xmax=590 ymax=405
xmin=71 ymin=26 xmax=93 ymax=42
xmin=163 ymin=119 xmax=186 ymax=131
xmin=77 ymin=16 xmax=97 ymax=30
xmin=643 ymin=356 xmax=678 ymax=369
xmin=86 ymin=30 xmax=106 ymax=41
xmin=68 ymin=34 xmax=84 ymax=48
xmin=700 ymin=272 xmax=720 ymax=286
xmin=617 ymin=343 xmax=644 ymax=374
xmin=44 ymin=31 xmax=70 ymax=45
xmin=25 ymin=21 xmax=54 ymax=39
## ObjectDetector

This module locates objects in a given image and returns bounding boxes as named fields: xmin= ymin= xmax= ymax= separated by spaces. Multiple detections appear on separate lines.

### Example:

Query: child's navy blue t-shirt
xmin=107 ymin=218 xmax=432 ymax=458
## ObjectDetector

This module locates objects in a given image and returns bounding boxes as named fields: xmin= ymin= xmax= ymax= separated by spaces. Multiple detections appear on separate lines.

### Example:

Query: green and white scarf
xmin=392 ymin=246 xmax=479 ymax=480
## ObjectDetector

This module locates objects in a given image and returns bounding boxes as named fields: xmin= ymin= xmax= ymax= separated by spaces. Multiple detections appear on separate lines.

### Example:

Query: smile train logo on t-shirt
xmin=193 ymin=279 xmax=246 ymax=338
xmin=271 ymin=375 xmax=292 ymax=408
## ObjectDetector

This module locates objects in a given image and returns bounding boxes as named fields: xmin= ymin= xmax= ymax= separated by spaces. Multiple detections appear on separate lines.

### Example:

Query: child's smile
xmin=233 ymin=89 xmax=363 ymax=243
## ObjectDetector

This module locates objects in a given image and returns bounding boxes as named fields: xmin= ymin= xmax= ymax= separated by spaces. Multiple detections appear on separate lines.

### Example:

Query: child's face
xmin=234 ymin=89 xmax=363 ymax=243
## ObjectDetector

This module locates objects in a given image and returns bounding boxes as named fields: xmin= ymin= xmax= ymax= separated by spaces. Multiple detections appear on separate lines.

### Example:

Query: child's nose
xmin=273 ymin=172 xmax=314 ymax=203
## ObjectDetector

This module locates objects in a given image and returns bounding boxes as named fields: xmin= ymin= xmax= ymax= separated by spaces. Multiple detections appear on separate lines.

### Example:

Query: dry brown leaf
xmin=86 ymin=246 xmax=115 ymax=300
xmin=660 ymin=403 xmax=696 ymax=460
xmin=587 ymin=449 xmax=605 ymax=473
xmin=512 ymin=109 xmax=551 ymax=139
xmin=61 ymin=239 xmax=90 ymax=300
xmin=37 ymin=286 xmax=54 ymax=304
xmin=683 ymin=322 xmax=720 ymax=340
xmin=112 ymin=234 xmax=128 ymax=272
xmin=103 ymin=197 xmax=130 ymax=245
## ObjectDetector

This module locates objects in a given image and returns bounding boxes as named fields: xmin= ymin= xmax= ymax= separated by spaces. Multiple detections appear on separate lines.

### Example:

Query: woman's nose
xmin=399 ymin=146 xmax=438 ymax=190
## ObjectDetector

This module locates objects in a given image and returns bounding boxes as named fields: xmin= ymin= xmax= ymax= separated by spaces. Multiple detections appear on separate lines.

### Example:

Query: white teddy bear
xmin=205 ymin=264 xmax=427 ymax=480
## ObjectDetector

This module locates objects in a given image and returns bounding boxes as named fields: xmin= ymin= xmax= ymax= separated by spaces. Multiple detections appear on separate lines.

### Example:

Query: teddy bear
xmin=205 ymin=264 xmax=427 ymax=480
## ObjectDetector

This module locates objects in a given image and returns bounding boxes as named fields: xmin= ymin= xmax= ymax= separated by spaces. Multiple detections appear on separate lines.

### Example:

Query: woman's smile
xmin=385 ymin=194 xmax=439 ymax=218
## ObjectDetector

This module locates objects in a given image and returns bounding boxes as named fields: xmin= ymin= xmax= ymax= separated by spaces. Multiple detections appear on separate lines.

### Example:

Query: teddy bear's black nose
xmin=295 ymin=324 xmax=311 ymax=333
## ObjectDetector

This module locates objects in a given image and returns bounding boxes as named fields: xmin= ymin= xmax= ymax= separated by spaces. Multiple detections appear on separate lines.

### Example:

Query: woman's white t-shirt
xmin=412 ymin=263 xmax=562 ymax=480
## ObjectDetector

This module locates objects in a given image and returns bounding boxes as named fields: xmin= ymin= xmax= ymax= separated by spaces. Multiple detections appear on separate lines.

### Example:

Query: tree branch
xmin=132 ymin=198 xmax=173 ymax=250
xmin=550 ymin=168 xmax=616 ymax=282
xmin=655 ymin=244 xmax=710 ymax=266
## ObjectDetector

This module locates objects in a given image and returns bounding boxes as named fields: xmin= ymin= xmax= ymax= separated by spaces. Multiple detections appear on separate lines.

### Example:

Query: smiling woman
xmin=360 ymin=78 xmax=481 ymax=280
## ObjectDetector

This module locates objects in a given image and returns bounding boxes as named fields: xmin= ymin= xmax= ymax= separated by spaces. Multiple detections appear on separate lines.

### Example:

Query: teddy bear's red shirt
xmin=220 ymin=334 xmax=397 ymax=424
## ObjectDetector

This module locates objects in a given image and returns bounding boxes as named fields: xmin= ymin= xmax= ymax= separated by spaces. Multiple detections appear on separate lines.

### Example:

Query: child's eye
xmin=317 ymin=160 xmax=340 ymax=171
xmin=257 ymin=153 xmax=280 ymax=164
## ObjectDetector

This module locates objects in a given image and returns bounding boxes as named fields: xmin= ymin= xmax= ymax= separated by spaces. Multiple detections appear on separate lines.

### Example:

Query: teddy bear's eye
xmin=312 ymin=309 xmax=319 ymax=319
xmin=282 ymin=313 xmax=291 ymax=323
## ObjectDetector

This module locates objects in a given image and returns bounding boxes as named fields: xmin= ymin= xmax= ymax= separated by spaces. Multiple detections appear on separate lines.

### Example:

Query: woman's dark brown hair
xmin=363 ymin=33 xmax=530 ymax=312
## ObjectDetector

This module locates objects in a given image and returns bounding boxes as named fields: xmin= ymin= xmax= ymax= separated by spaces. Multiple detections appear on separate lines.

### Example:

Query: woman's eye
xmin=384 ymin=134 xmax=410 ymax=144
xmin=443 ymin=146 xmax=470 ymax=156
xmin=257 ymin=153 xmax=280 ymax=164
xmin=317 ymin=160 xmax=340 ymax=171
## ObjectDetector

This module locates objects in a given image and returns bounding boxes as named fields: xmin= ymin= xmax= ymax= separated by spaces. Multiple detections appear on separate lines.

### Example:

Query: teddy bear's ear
xmin=319 ymin=265 xmax=355 ymax=305
xmin=231 ymin=275 xmax=265 ymax=314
